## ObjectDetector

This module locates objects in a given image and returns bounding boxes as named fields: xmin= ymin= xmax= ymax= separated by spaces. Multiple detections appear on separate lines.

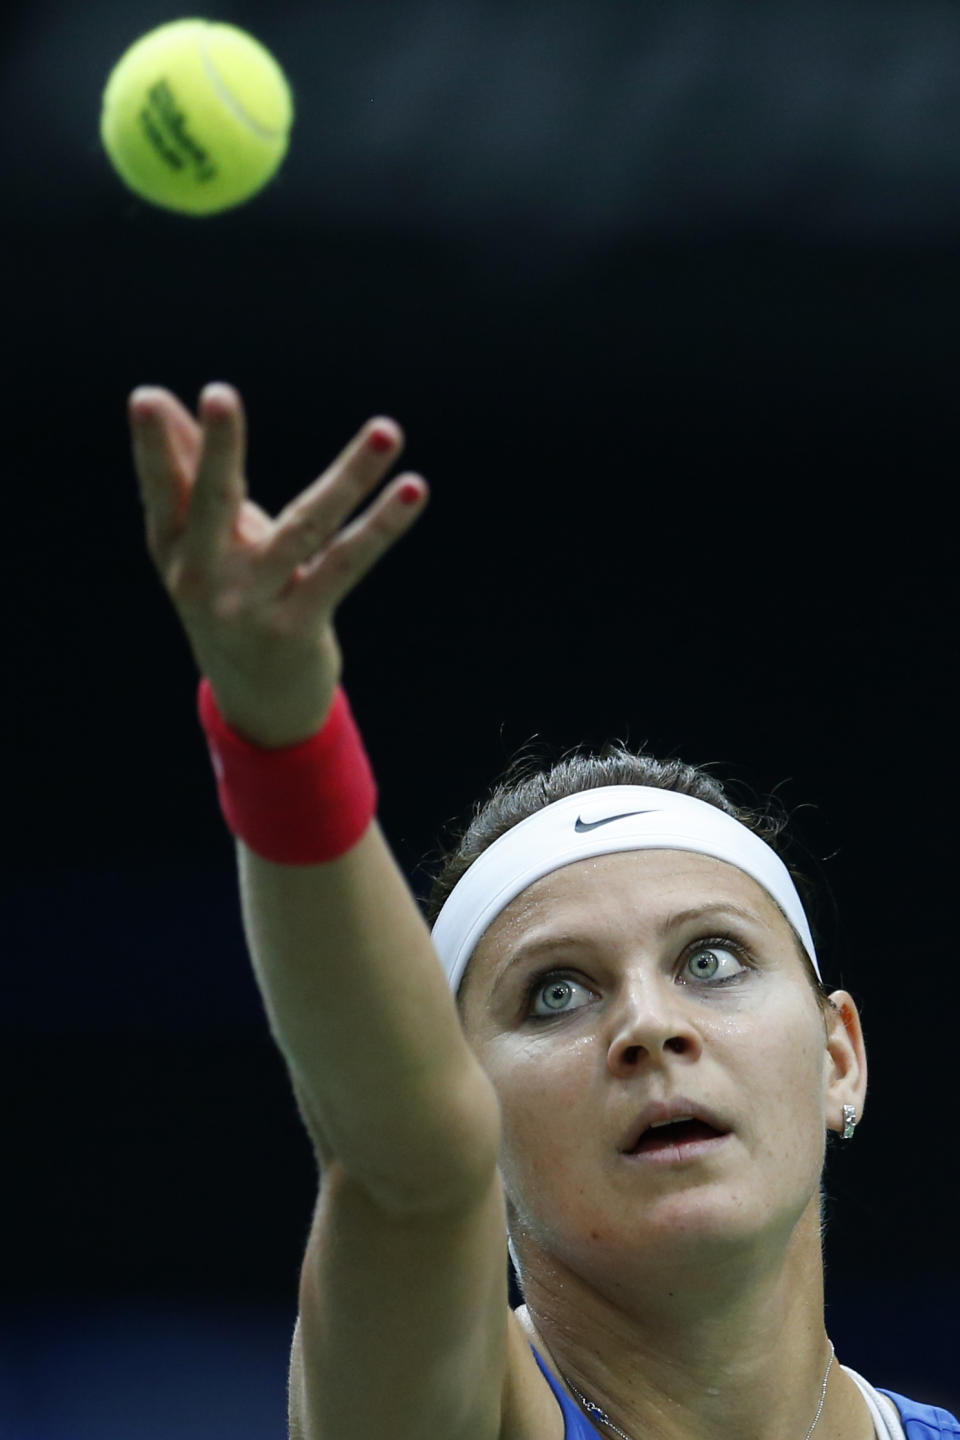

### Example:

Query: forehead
xmin=469 ymin=847 xmax=789 ymax=980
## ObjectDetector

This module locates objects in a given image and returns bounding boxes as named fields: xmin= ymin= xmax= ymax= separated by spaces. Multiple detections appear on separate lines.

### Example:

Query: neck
xmin=515 ymin=1206 xmax=868 ymax=1440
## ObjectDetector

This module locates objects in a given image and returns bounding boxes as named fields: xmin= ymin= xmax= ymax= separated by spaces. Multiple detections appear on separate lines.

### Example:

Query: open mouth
xmin=628 ymin=1118 xmax=729 ymax=1155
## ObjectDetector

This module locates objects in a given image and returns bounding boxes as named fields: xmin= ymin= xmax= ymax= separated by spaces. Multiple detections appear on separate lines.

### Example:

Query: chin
xmin=608 ymin=1183 xmax=796 ymax=1262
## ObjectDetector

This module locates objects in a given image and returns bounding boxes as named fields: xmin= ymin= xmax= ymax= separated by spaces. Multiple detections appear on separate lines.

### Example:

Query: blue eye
xmin=526 ymin=973 xmax=590 ymax=1020
xmin=683 ymin=943 xmax=747 ymax=984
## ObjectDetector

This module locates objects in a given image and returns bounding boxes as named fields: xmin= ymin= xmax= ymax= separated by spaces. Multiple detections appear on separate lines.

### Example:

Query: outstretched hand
xmin=128 ymin=382 xmax=428 ymax=747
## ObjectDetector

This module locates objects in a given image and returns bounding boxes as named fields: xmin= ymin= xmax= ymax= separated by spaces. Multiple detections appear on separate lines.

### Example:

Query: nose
xmin=606 ymin=983 xmax=703 ymax=1074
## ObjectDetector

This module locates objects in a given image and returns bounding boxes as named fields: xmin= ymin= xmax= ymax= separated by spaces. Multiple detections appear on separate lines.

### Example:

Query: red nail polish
xmin=398 ymin=481 xmax=421 ymax=505
xmin=368 ymin=428 xmax=394 ymax=453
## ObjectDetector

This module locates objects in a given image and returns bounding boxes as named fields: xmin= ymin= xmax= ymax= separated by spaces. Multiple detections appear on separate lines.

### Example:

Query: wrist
xmin=191 ymin=628 xmax=343 ymax=750
xmin=197 ymin=677 xmax=377 ymax=863
xmin=212 ymin=694 xmax=337 ymax=750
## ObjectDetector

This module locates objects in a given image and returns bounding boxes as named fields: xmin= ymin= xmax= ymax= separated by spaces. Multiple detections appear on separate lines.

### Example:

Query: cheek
xmin=494 ymin=1049 xmax=591 ymax=1196
xmin=744 ymin=1016 xmax=828 ymax=1163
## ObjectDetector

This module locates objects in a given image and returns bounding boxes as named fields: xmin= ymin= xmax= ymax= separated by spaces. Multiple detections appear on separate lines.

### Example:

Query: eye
xmin=682 ymin=939 xmax=748 ymax=985
xmin=526 ymin=971 xmax=592 ymax=1020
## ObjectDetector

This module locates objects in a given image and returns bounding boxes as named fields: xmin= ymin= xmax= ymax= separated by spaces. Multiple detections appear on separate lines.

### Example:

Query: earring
xmin=841 ymin=1104 xmax=857 ymax=1140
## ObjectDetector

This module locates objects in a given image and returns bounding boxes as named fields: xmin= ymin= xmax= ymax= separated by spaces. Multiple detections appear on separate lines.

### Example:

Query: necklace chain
xmin=562 ymin=1342 xmax=836 ymax=1440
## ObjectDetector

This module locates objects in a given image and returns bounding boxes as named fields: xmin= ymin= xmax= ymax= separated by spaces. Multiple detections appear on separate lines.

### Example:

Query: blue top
xmin=529 ymin=1341 xmax=607 ymax=1438
xmin=528 ymin=1343 xmax=960 ymax=1440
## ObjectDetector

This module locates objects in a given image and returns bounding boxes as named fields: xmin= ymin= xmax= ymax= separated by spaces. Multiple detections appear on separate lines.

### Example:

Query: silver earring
xmin=841 ymin=1104 xmax=857 ymax=1140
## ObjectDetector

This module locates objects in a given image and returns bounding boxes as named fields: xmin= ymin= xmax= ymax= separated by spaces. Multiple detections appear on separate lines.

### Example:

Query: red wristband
xmin=197 ymin=678 xmax=378 ymax=864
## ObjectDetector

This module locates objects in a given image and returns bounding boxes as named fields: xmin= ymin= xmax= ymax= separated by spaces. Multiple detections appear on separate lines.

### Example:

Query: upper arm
xmin=289 ymin=1139 xmax=509 ymax=1440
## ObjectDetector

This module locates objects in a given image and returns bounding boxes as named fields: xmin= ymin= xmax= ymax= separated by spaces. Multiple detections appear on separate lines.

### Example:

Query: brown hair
xmin=421 ymin=739 xmax=835 ymax=1019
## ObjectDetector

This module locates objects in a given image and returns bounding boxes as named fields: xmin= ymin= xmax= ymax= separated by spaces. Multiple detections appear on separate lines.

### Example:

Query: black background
xmin=4 ymin=1 xmax=957 ymax=1433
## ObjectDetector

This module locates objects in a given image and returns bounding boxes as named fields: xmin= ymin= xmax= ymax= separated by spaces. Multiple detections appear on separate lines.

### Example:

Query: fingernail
xmin=398 ymin=480 xmax=422 ymax=506
xmin=368 ymin=427 xmax=395 ymax=453
xmin=201 ymin=382 xmax=232 ymax=406
xmin=202 ymin=392 xmax=233 ymax=426
xmin=130 ymin=388 xmax=155 ymax=419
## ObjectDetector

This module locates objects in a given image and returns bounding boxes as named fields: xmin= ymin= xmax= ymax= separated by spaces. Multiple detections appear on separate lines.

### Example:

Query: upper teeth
xmin=650 ymin=1115 xmax=695 ymax=1129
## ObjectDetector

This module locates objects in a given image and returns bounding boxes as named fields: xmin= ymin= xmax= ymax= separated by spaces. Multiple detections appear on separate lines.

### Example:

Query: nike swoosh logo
xmin=574 ymin=809 xmax=658 ymax=832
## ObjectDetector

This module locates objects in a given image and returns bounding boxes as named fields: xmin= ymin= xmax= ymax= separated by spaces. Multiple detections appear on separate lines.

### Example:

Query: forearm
xmin=236 ymin=819 xmax=500 ymax=1211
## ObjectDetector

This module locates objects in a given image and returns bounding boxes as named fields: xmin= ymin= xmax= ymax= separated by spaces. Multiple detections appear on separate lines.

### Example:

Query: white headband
xmin=431 ymin=785 xmax=820 ymax=993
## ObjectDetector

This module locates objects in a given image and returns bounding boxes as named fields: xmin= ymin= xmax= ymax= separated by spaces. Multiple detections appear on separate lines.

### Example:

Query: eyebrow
xmin=490 ymin=902 xmax=766 ymax=997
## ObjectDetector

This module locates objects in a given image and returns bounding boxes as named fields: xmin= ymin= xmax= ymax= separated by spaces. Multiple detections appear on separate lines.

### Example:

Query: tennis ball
xmin=100 ymin=18 xmax=294 ymax=216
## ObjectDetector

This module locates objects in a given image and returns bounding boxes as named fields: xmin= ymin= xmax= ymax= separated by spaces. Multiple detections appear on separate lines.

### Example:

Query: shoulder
xmin=879 ymin=1388 xmax=960 ymax=1440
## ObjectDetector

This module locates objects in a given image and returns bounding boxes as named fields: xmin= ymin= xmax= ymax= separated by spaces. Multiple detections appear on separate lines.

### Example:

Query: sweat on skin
xmin=455 ymin=849 xmax=869 ymax=1440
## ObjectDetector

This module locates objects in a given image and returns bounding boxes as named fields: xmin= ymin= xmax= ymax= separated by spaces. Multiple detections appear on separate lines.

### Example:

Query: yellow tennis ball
xmin=100 ymin=17 xmax=294 ymax=216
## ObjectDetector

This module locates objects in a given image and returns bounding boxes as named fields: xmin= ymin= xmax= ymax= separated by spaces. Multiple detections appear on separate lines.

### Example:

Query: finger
xmin=128 ymin=386 xmax=200 ymax=558
xmin=182 ymin=383 xmax=249 ymax=568
xmin=286 ymin=473 xmax=429 ymax=620
xmin=256 ymin=416 xmax=405 ymax=586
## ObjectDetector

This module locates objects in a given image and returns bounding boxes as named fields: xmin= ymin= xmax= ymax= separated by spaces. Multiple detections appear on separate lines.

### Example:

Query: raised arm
xmin=128 ymin=383 xmax=500 ymax=1213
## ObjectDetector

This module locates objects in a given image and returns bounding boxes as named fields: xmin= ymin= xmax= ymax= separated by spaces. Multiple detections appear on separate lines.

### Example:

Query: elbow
xmin=361 ymin=1083 xmax=503 ymax=1218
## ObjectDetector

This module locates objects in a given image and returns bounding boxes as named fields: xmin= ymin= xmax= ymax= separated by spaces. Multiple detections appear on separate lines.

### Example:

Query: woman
xmin=128 ymin=380 xmax=957 ymax=1440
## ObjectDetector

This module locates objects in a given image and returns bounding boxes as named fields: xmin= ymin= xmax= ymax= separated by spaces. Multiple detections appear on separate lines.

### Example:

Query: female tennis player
xmin=128 ymin=380 xmax=957 ymax=1440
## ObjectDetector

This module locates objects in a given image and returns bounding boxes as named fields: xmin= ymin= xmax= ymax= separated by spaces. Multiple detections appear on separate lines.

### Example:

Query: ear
xmin=823 ymin=990 xmax=868 ymax=1135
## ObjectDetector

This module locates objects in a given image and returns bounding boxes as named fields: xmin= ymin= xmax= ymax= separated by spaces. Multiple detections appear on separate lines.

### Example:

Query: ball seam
xmin=198 ymin=32 xmax=286 ymax=142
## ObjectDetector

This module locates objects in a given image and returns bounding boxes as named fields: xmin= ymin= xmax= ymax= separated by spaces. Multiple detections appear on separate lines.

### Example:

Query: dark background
xmin=4 ymin=1 xmax=957 ymax=1434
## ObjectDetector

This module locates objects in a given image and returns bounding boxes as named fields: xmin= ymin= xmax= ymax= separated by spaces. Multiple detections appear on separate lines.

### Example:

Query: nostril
xmin=619 ymin=1036 xmax=692 ymax=1063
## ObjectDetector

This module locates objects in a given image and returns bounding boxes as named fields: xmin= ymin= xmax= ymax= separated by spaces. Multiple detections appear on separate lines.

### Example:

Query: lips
xmin=619 ymin=1099 xmax=733 ymax=1154
xmin=630 ymin=1118 xmax=722 ymax=1153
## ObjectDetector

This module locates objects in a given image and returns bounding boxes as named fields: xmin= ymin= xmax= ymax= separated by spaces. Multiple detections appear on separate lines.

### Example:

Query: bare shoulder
xmin=500 ymin=1307 xmax=565 ymax=1440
